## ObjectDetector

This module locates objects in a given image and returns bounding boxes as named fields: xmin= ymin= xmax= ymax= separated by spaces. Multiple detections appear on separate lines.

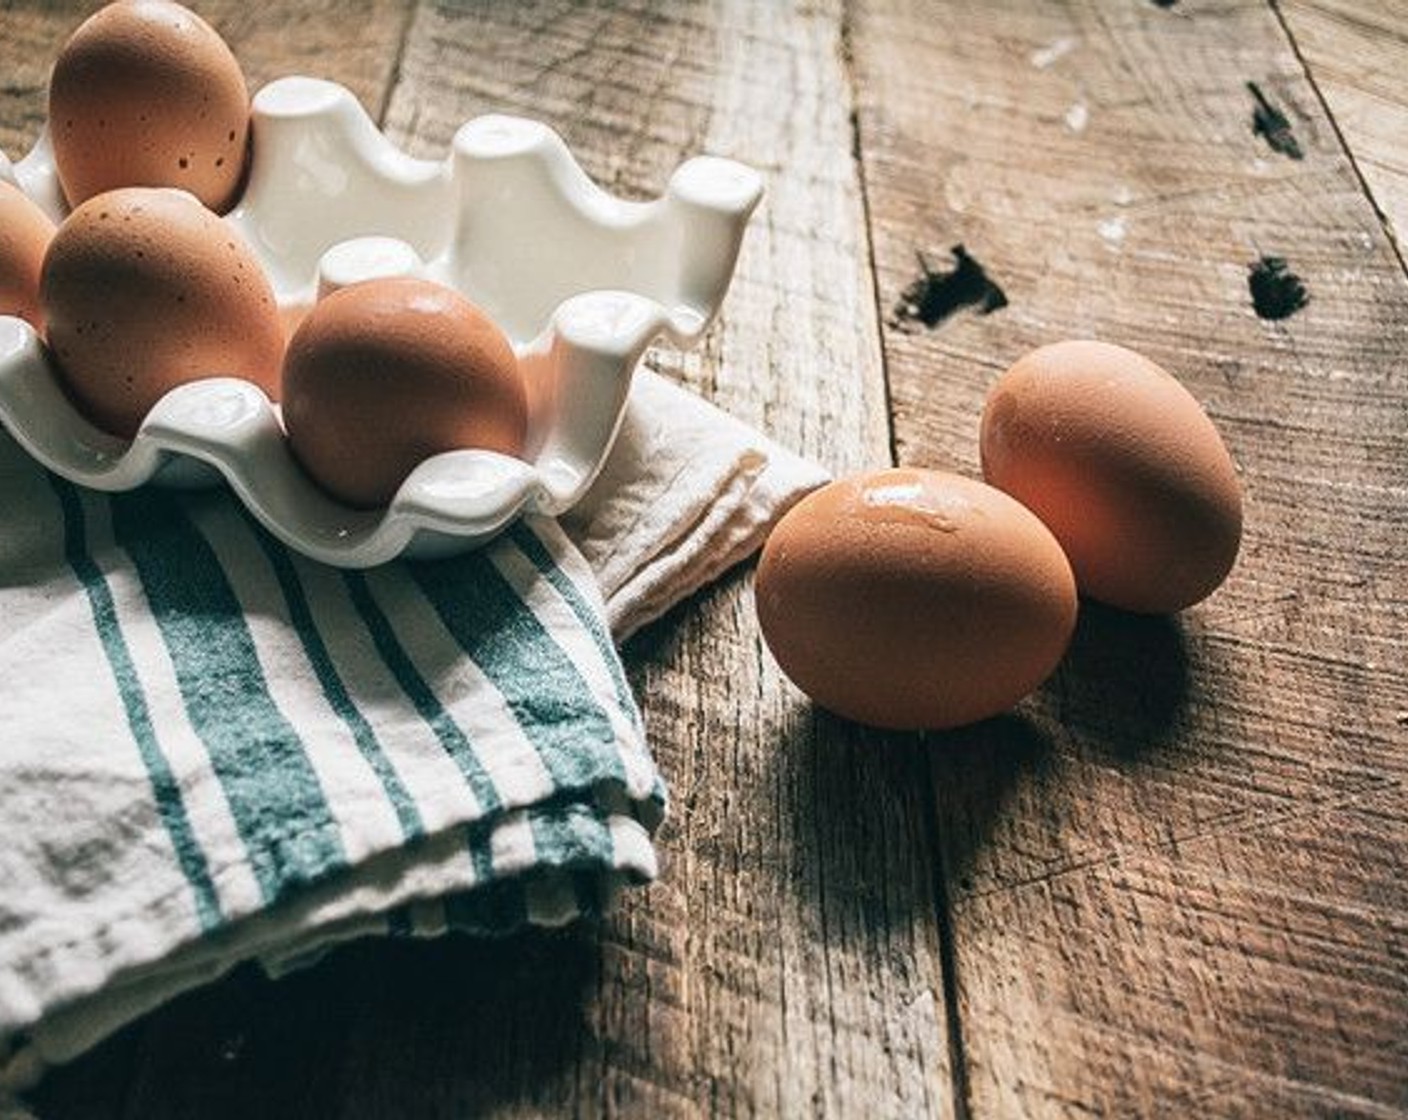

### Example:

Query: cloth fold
xmin=0 ymin=368 xmax=826 ymax=1087
xmin=565 ymin=370 xmax=828 ymax=638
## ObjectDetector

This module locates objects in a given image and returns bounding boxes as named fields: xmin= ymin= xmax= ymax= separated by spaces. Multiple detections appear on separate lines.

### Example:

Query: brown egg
xmin=282 ymin=278 xmax=527 ymax=509
xmin=755 ymin=468 xmax=1078 ymax=731
xmin=0 ymin=182 xmax=57 ymax=332
xmin=980 ymin=339 xmax=1242 ymax=614
xmin=49 ymin=0 xmax=250 ymax=212
xmin=41 ymin=187 xmax=284 ymax=438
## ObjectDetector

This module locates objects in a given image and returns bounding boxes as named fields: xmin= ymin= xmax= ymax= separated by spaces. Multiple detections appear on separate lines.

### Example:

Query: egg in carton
xmin=0 ymin=76 xmax=762 ymax=566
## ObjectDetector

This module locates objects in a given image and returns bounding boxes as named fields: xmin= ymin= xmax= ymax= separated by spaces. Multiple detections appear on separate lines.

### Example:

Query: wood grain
xmin=849 ymin=0 xmax=1408 ymax=1115
xmin=1277 ymin=0 xmax=1408 ymax=261
xmin=0 ymin=5 xmax=68 ymax=160
xmin=7 ymin=0 xmax=1408 ymax=1115
xmin=376 ymin=1 xmax=954 ymax=1115
xmin=15 ymin=1 xmax=955 ymax=1117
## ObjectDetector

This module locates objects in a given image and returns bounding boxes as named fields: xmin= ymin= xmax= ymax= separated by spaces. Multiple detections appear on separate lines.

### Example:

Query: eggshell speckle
xmin=755 ymin=468 xmax=1078 ymax=731
xmin=282 ymin=277 xmax=527 ymax=509
xmin=0 ymin=182 xmax=57 ymax=332
xmin=49 ymin=0 xmax=250 ymax=212
xmin=40 ymin=186 xmax=284 ymax=438
xmin=980 ymin=339 xmax=1242 ymax=614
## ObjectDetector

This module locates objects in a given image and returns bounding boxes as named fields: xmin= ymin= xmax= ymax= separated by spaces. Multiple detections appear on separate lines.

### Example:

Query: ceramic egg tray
xmin=0 ymin=77 xmax=762 ymax=566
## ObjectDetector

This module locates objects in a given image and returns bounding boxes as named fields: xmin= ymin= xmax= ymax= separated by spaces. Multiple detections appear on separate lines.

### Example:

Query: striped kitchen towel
xmin=0 ymin=368 xmax=829 ymax=1085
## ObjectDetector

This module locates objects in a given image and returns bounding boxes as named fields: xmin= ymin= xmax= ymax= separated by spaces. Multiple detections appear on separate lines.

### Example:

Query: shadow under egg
xmin=1048 ymin=598 xmax=1191 ymax=761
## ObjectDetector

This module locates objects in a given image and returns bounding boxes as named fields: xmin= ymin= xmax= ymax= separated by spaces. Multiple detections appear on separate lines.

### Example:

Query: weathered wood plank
xmin=14 ymin=0 xmax=954 ymax=1116
xmin=849 ymin=0 xmax=1408 ymax=1115
xmin=1277 ymin=0 xmax=1408 ymax=261
xmin=369 ymin=1 xmax=954 ymax=1115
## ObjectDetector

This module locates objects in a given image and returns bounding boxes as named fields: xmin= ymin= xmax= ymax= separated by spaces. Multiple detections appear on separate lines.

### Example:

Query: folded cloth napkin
xmin=0 ymin=368 xmax=828 ymax=1088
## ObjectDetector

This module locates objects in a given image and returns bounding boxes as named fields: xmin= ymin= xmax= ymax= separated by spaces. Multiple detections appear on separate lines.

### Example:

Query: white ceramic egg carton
xmin=0 ymin=77 xmax=762 ymax=566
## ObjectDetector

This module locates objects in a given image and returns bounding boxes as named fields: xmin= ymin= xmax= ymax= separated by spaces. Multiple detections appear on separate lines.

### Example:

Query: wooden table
xmin=5 ymin=1 xmax=1406 ymax=1116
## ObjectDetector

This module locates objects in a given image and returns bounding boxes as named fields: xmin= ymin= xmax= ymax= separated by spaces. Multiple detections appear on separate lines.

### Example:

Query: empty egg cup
xmin=0 ymin=76 xmax=762 ymax=566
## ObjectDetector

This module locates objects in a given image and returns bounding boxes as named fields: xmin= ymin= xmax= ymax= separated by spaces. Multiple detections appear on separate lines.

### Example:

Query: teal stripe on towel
xmin=341 ymin=570 xmax=502 ymax=814
xmin=527 ymin=802 xmax=615 ymax=869
xmin=48 ymin=478 xmax=223 ymax=930
xmin=110 ymin=489 xmax=346 ymax=903
xmin=408 ymin=549 xmax=623 ymax=792
xmin=468 ymin=833 xmax=494 ymax=884
xmin=506 ymin=521 xmax=642 ymax=732
xmin=241 ymin=516 xmax=425 ymax=842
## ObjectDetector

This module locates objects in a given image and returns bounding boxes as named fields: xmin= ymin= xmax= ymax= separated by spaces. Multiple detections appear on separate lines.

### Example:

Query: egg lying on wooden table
xmin=0 ymin=182 xmax=57 ymax=332
xmin=980 ymin=340 xmax=1243 ymax=614
xmin=281 ymin=277 xmax=528 ymax=509
xmin=49 ymin=0 xmax=251 ymax=212
xmin=755 ymin=468 xmax=1078 ymax=731
xmin=40 ymin=186 xmax=285 ymax=438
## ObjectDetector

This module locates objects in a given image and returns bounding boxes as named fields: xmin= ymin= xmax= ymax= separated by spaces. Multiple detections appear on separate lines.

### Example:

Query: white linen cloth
xmin=0 ymin=368 xmax=827 ymax=1089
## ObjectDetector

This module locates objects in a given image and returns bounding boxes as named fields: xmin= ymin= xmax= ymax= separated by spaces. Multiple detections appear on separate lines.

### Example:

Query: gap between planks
xmin=1266 ymin=0 xmax=1408 ymax=281
xmin=838 ymin=4 xmax=973 ymax=1117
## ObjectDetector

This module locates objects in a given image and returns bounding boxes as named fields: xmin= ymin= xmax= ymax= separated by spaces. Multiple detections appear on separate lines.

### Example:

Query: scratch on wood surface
xmin=1248 ymin=81 xmax=1305 ymax=160
xmin=375 ymin=0 xmax=420 ymax=125
xmin=964 ymin=775 xmax=1399 ymax=904
xmin=1074 ymin=1015 xmax=1408 ymax=1120
xmin=1213 ymin=587 xmax=1300 ymax=633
